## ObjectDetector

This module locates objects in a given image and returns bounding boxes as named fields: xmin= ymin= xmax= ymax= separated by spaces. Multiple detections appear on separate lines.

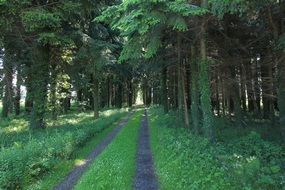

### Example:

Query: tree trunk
xmin=128 ymin=81 xmax=133 ymax=107
xmin=93 ymin=70 xmax=100 ymax=119
xmin=50 ymin=62 xmax=58 ymax=120
xmin=116 ymin=81 xmax=123 ymax=108
xmin=177 ymin=34 xmax=190 ymax=128
xmin=2 ymin=48 xmax=14 ymax=118
xmin=30 ymin=45 xmax=50 ymax=129
xmin=25 ymin=70 xmax=33 ymax=114
xmin=15 ymin=63 xmax=21 ymax=116
xmin=240 ymin=62 xmax=247 ymax=111
xmin=161 ymin=66 xmax=169 ymax=113
xmin=191 ymin=45 xmax=200 ymax=133
xmin=230 ymin=61 xmax=242 ymax=126
xmin=181 ymin=60 xmax=190 ymax=128
xmin=200 ymin=0 xmax=214 ymax=141
xmin=278 ymin=54 xmax=285 ymax=140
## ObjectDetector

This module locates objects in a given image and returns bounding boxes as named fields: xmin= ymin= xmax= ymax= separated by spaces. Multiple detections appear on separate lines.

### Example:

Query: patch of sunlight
xmin=3 ymin=119 xmax=29 ymax=134
xmin=74 ymin=159 xmax=87 ymax=167
xmin=101 ymin=108 xmax=127 ymax=117
xmin=47 ymin=113 xmax=93 ymax=128
xmin=102 ymin=110 xmax=112 ymax=117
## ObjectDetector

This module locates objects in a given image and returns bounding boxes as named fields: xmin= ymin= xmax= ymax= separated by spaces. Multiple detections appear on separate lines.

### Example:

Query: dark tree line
xmin=0 ymin=0 xmax=139 ymax=128
xmin=98 ymin=0 xmax=285 ymax=141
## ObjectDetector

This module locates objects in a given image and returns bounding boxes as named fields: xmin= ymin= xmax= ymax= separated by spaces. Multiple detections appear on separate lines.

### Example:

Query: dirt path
xmin=53 ymin=112 xmax=133 ymax=190
xmin=134 ymin=109 xmax=158 ymax=190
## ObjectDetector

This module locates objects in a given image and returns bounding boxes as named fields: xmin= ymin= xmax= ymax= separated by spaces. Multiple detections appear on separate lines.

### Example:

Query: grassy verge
xmin=26 ymin=119 xmax=121 ymax=190
xmin=149 ymin=107 xmax=285 ymax=190
xmin=0 ymin=109 xmax=125 ymax=149
xmin=0 ymin=109 xmax=128 ymax=189
xmin=75 ymin=110 xmax=143 ymax=190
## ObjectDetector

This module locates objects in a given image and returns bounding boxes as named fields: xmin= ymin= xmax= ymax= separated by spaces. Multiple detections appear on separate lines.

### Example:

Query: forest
xmin=0 ymin=0 xmax=285 ymax=190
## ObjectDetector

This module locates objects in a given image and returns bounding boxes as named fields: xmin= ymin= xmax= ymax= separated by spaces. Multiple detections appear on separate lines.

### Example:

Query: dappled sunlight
xmin=46 ymin=112 xmax=94 ymax=128
xmin=101 ymin=109 xmax=125 ymax=117
xmin=2 ymin=119 xmax=29 ymax=134
xmin=46 ymin=109 xmax=127 ymax=129
xmin=74 ymin=159 xmax=88 ymax=167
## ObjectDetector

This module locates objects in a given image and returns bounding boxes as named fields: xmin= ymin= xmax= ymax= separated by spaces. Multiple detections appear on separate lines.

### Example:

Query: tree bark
xmin=161 ymin=66 xmax=169 ymax=113
xmin=191 ymin=45 xmax=200 ymax=133
xmin=93 ymin=69 xmax=100 ymax=119
xmin=15 ymin=62 xmax=21 ymax=116
xmin=2 ymin=47 xmax=14 ymax=118
xmin=30 ymin=45 xmax=50 ymax=129
xmin=200 ymin=0 xmax=214 ymax=141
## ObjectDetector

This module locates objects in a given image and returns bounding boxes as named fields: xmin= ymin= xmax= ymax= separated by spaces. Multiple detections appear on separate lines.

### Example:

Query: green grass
xmin=0 ymin=109 xmax=125 ymax=149
xmin=149 ymin=107 xmax=285 ymax=190
xmin=0 ymin=109 xmax=128 ymax=189
xmin=26 ymin=118 xmax=122 ymax=190
xmin=75 ymin=110 xmax=143 ymax=190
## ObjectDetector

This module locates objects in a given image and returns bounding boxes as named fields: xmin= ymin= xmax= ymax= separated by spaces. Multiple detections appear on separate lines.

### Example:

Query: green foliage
xmin=208 ymin=0 xmax=248 ymax=18
xmin=0 ymin=109 xmax=127 ymax=189
xmin=27 ymin=115 xmax=122 ymax=190
xmin=75 ymin=111 xmax=142 ymax=190
xmin=149 ymin=108 xmax=230 ymax=190
xmin=149 ymin=107 xmax=285 ymax=190
xmin=21 ymin=9 xmax=61 ymax=32
xmin=167 ymin=2 xmax=207 ymax=17
xmin=220 ymin=132 xmax=285 ymax=189
xmin=98 ymin=0 xmax=208 ymax=61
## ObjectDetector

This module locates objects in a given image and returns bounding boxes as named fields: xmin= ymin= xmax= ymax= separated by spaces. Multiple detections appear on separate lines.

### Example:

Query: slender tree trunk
xmin=173 ymin=68 xmax=178 ymax=109
xmin=261 ymin=53 xmax=274 ymax=119
xmin=200 ymin=0 xmax=214 ymax=141
xmin=2 ymin=47 xmax=14 ymax=118
xmin=15 ymin=63 xmax=21 ymax=116
xmin=181 ymin=61 xmax=190 ymax=128
xmin=177 ymin=34 xmax=190 ymax=128
xmin=191 ymin=45 xmax=200 ymax=133
xmin=128 ymin=81 xmax=133 ymax=107
xmin=215 ymin=70 xmax=220 ymax=116
xmin=279 ymin=56 xmax=285 ymax=139
xmin=93 ymin=68 xmax=99 ymax=119
xmin=255 ymin=60 xmax=262 ymax=116
xmin=50 ymin=62 xmax=58 ymax=120
xmin=230 ymin=61 xmax=242 ymax=126
xmin=221 ymin=74 xmax=226 ymax=116
xmin=240 ymin=62 xmax=247 ymax=111
xmin=116 ymin=81 xmax=123 ymax=108
xmin=247 ymin=61 xmax=255 ymax=113
xmin=89 ymin=74 xmax=94 ymax=110
xmin=161 ymin=66 xmax=169 ymax=113
xmin=25 ymin=70 xmax=33 ymax=114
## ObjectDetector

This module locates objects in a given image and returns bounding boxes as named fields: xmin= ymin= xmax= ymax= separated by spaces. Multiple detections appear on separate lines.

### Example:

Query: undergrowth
xmin=149 ymin=107 xmax=285 ymax=190
xmin=0 ymin=109 xmax=128 ymax=189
